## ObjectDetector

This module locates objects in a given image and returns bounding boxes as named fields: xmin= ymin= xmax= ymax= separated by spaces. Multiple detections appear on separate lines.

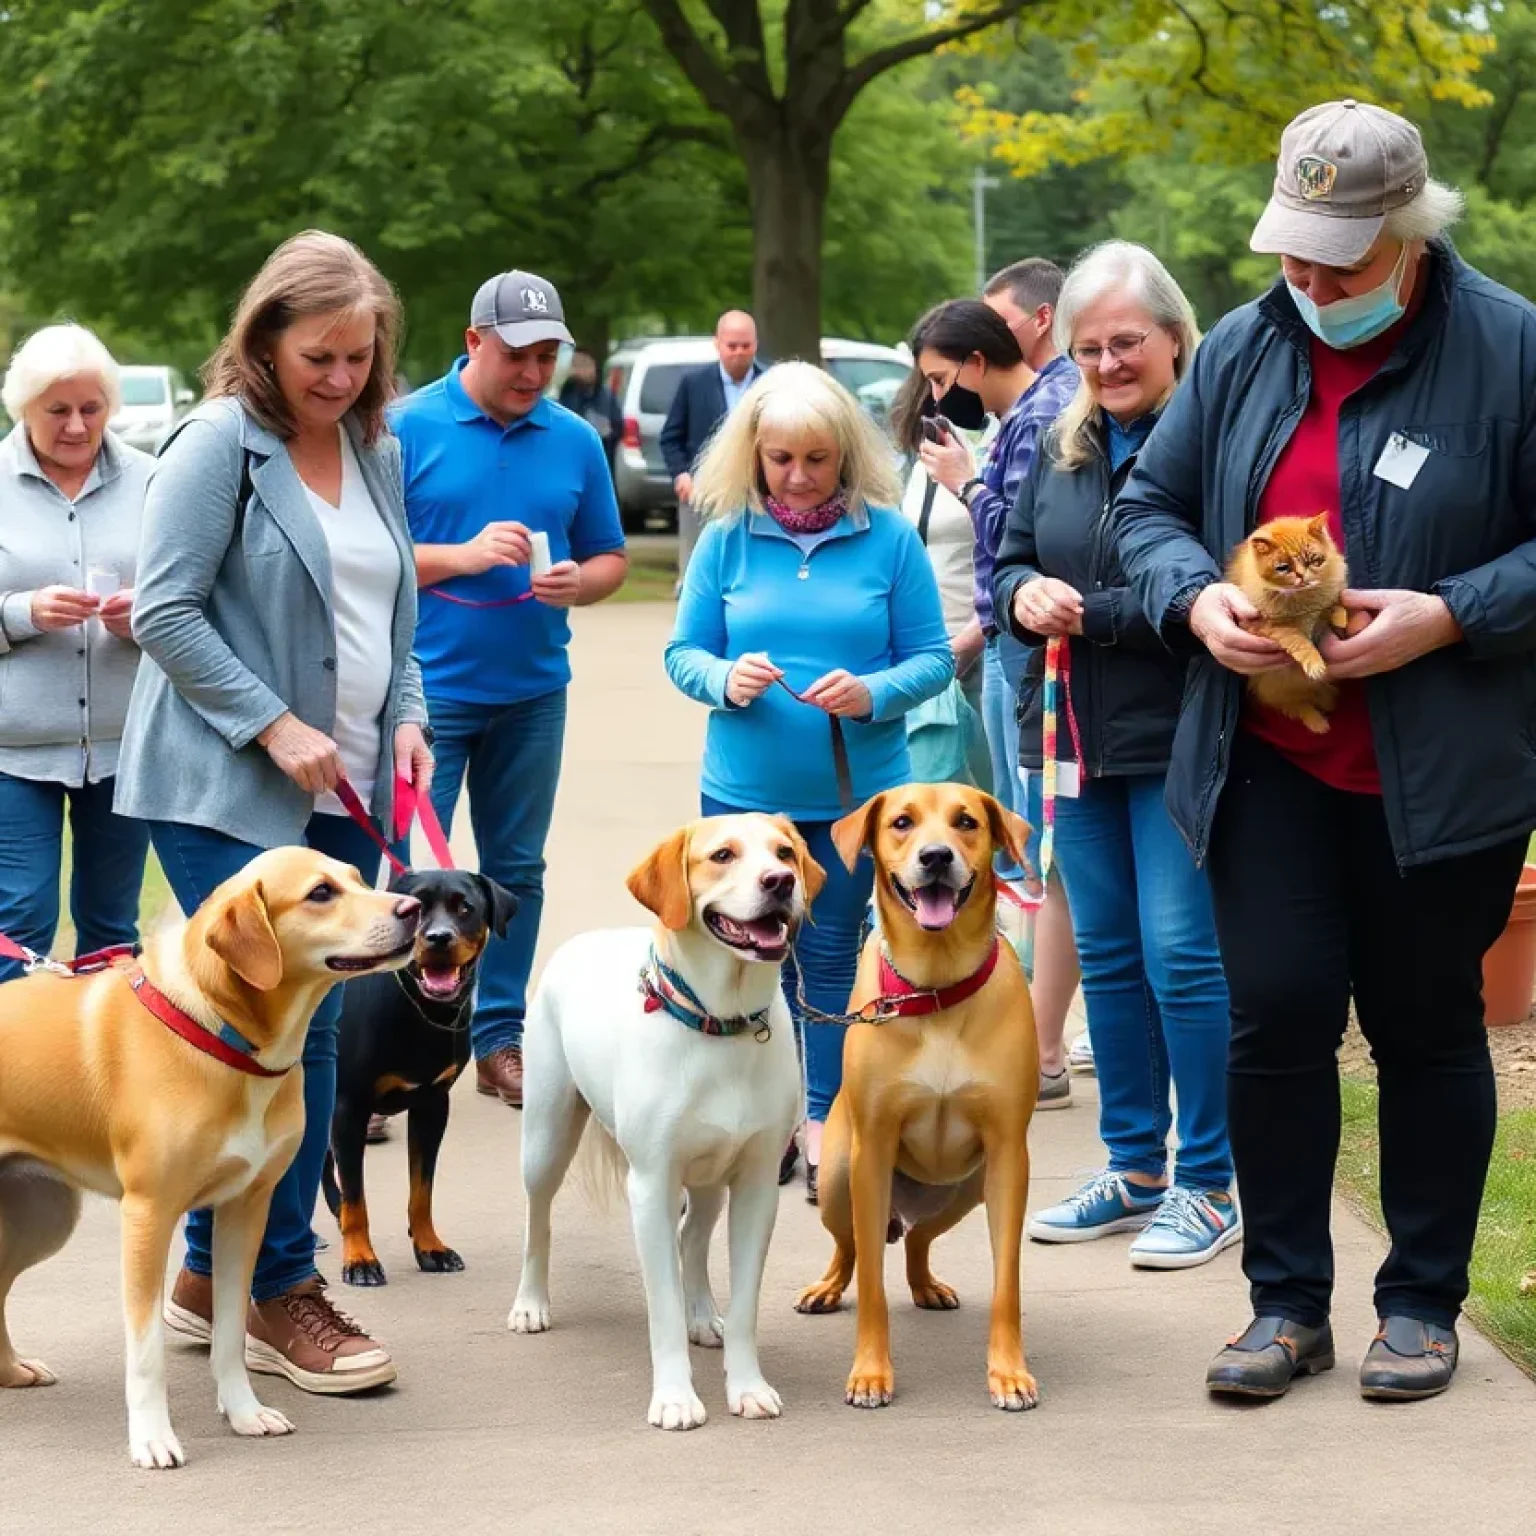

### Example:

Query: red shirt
xmin=1242 ymin=295 xmax=1422 ymax=795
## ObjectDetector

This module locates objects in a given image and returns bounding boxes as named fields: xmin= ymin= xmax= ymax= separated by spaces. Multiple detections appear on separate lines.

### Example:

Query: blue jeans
xmin=0 ymin=772 xmax=149 ymax=983
xmin=701 ymin=794 xmax=872 ymax=1123
xmin=1051 ymin=772 xmax=1232 ymax=1191
xmin=151 ymin=813 xmax=382 ymax=1301
xmin=423 ymin=690 xmax=566 ymax=1059
xmin=981 ymin=637 xmax=1036 ymax=881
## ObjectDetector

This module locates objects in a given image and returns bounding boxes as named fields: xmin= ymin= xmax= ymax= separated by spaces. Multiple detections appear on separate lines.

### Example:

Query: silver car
xmin=110 ymin=365 xmax=196 ymax=455
xmin=605 ymin=336 xmax=914 ymax=532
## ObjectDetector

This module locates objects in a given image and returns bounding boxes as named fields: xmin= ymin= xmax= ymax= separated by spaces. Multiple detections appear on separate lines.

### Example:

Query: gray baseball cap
xmin=470 ymin=270 xmax=573 ymax=348
xmin=1250 ymin=99 xmax=1428 ymax=266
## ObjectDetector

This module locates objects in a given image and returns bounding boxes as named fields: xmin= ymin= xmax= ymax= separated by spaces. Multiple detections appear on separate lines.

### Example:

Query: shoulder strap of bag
xmin=916 ymin=475 xmax=939 ymax=546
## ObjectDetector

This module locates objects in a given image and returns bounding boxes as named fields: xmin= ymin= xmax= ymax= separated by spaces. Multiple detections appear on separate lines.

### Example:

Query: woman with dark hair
xmin=116 ymin=229 xmax=432 ymax=1395
xmin=911 ymin=299 xmax=1083 ymax=1110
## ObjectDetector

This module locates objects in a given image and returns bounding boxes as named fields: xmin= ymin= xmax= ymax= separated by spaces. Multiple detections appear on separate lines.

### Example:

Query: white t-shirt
xmin=899 ymin=463 xmax=977 ymax=641
xmin=303 ymin=430 xmax=402 ymax=816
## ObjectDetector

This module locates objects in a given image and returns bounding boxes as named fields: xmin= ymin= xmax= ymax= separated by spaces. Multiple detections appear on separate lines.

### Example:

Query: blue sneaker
xmin=1026 ymin=1172 xmax=1165 ymax=1243
xmin=1129 ymin=1187 xmax=1242 ymax=1270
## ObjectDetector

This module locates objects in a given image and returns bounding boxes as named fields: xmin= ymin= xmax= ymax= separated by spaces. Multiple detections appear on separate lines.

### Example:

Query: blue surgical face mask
xmin=1287 ymin=243 xmax=1411 ymax=350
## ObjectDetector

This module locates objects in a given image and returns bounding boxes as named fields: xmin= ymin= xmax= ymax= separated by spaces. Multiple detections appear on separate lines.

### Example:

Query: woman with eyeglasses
xmin=991 ymin=241 xmax=1238 ymax=1271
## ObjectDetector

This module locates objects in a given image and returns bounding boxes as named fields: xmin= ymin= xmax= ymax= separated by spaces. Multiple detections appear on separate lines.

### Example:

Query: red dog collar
xmin=875 ymin=938 xmax=1001 ymax=1018
xmin=127 ymin=968 xmax=290 ymax=1078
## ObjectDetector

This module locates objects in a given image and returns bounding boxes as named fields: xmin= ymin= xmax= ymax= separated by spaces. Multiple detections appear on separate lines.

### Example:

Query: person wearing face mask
xmin=993 ymin=242 xmax=1239 ymax=1270
xmin=1116 ymin=101 xmax=1536 ymax=1402
xmin=665 ymin=362 xmax=952 ymax=1202
xmin=911 ymin=299 xmax=1083 ymax=1109
xmin=0 ymin=324 xmax=152 ymax=984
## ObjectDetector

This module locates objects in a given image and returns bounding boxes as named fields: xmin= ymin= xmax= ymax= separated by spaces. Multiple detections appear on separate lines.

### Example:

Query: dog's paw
xmin=508 ymin=1296 xmax=551 ymax=1334
xmin=221 ymin=1400 xmax=295 ymax=1438
xmin=845 ymin=1361 xmax=894 ymax=1409
xmin=687 ymin=1308 xmax=724 ymax=1348
xmin=341 ymin=1256 xmax=388 ymax=1287
xmin=128 ymin=1418 xmax=186 ymax=1470
xmin=648 ymin=1387 xmax=708 ymax=1431
xmin=910 ymin=1275 xmax=960 ymax=1310
xmin=728 ymin=1377 xmax=782 ymax=1420
xmin=988 ymin=1362 xmax=1040 ymax=1412
xmin=793 ymin=1281 xmax=845 ymax=1314
xmin=0 ymin=1357 xmax=57 ymax=1388
xmin=414 ymin=1244 xmax=465 ymax=1274
xmin=1302 ymin=655 xmax=1328 ymax=681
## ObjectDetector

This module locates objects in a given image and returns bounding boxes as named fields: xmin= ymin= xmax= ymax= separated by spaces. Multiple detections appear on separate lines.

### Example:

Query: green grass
xmin=610 ymin=541 xmax=676 ymax=604
xmin=54 ymin=827 xmax=175 ymax=960
xmin=1338 ymin=1078 xmax=1536 ymax=1376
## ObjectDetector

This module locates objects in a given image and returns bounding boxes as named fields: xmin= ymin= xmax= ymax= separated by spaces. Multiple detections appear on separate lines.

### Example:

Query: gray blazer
xmin=115 ymin=398 xmax=427 ymax=848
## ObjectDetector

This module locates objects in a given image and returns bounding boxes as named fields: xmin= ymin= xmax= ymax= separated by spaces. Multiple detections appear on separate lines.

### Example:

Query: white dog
xmin=511 ymin=813 xmax=823 ymax=1430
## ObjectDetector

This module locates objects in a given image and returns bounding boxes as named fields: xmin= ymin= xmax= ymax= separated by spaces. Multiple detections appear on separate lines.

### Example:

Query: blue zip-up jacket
xmin=665 ymin=504 xmax=953 ymax=821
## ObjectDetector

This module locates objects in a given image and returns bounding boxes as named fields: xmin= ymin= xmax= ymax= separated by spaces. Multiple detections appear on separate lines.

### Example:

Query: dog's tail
xmin=568 ymin=1117 xmax=629 ymax=1213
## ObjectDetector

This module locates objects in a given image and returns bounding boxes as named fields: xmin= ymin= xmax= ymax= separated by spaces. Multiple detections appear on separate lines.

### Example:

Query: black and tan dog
xmin=323 ymin=869 xmax=516 ymax=1286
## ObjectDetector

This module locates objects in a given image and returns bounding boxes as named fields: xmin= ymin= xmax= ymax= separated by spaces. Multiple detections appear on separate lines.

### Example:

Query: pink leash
xmin=334 ymin=775 xmax=455 ymax=877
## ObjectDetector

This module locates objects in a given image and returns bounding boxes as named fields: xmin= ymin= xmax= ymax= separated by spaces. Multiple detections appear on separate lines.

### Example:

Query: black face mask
xmin=936 ymin=377 xmax=988 ymax=432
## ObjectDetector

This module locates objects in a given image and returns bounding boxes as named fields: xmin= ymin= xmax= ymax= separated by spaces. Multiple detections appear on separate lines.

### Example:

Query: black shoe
xmin=779 ymin=1137 xmax=799 ymax=1186
xmin=805 ymin=1163 xmax=819 ymax=1206
xmin=1206 ymin=1316 xmax=1335 ymax=1399
xmin=1359 ymin=1316 xmax=1458 ymax=1401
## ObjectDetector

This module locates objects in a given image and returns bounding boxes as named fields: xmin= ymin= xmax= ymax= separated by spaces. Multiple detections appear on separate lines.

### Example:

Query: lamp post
xmin=973 ymin=166 xmax=1001 ymax=293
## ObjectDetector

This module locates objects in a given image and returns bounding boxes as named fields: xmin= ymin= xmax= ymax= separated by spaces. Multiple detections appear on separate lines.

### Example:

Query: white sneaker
xmin=1067 ymin=1033 xmax=1095 ymax=1074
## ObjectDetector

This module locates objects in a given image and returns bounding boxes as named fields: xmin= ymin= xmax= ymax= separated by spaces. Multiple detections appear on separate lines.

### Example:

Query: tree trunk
xmin=741 ymin=124 xmax=831 ymax=366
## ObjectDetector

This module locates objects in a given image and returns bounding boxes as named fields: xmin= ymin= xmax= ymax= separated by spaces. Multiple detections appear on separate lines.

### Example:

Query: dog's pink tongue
xmin=913 ymin=885 xmax=959 ymax=930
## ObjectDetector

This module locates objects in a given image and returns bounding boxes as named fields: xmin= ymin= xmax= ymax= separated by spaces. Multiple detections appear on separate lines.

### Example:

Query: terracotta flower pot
xmin=1483 ymin=864 xmax=1536 ymax=1028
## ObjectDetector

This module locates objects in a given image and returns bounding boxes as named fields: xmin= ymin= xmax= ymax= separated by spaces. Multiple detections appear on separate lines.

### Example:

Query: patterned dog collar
xmin=638 ymin=950 xmax=772 ymax=1040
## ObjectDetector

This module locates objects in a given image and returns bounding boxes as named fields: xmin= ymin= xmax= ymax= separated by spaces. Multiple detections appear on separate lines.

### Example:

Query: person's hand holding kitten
xmin=1318 ymin=589 xmax=1461 ymax=678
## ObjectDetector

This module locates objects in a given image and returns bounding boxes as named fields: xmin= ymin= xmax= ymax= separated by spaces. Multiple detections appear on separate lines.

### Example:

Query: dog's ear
xmin=626 ymin=827 xmax=693 ymax=931
xmin=476 ymin=873 xmax=519 ymax=938
xmin=977 ymin=792 xmax=1031 ymax=882
xmin=770 ymin=815 xmax=827 ymax=909
xmin=205 ymin=881 xmax=284 ymax=992
xmin=830 ymin=793 xmax=883 ymax=874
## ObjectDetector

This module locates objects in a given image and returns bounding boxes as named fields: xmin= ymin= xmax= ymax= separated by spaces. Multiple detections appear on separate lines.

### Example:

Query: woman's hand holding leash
xmin=802 ymin=670 xmax=873 ymax=719
xmin=1013 ymin=577 xmax=1084 ymax=637
xmin=393 ymin=723 xmax=434 ymax=798
xmin=726 ymin=652 xmax=782 ymax=707
xmin=258 ymin=712 xmax=345 ymax=795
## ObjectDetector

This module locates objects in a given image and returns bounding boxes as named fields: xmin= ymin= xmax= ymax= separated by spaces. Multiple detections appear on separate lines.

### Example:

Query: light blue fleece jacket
xmin=665 ymin=505 xmax=953 ymax=821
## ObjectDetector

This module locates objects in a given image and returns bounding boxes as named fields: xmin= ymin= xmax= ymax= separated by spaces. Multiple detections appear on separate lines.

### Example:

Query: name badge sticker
xmin=1373 ymin=432 xmax=1430 ymax=491
xmin=1056 ymin=761 xmax=1081 ymax=798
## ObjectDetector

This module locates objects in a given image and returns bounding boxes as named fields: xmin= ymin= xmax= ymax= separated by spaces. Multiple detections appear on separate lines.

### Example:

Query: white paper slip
xmin=1373 ymin=432 xmax=1429 ymax=491
xmin=529 ymin=531 xmax=552 ymax=576
xmin=86 ymin=567 xmax=120 ymax=600
xmin=1056 ymin=761 xmax=1081 ymax=798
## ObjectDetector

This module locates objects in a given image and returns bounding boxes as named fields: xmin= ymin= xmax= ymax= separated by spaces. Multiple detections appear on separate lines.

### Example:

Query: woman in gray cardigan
xmin=116 ymin=231 xmax=432 ymax=1397
xmin=0 ymin=324 xmax=152 ymax=983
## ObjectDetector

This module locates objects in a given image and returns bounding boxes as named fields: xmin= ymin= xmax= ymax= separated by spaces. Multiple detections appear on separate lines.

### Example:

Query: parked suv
xmin=605 ymin=336 xmax=912 ymax=531
xmin=109 ymin=365 xmax=196 ymax=454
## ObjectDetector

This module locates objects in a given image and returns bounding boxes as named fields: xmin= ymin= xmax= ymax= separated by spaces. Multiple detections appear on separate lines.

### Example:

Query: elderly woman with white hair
xmin=1117 ymin=102 xmax=1536 ymax=1403
xmin=0 ymin=324 xmax=153 ymax=982
xmin=992 ymin=241 xmax=1239 ymax=1270
xmin=665 ymin=361 xmax=953 ymax=1201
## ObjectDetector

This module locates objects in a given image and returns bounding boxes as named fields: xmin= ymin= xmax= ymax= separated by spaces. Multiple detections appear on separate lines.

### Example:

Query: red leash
xmin=334 ymin=775 xmax=455 ymax=877
xmin=423 ymin=587 xmax=535 ymax=609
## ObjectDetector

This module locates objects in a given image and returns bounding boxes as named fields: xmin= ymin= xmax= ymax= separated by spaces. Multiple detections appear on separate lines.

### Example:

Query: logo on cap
xmin=1296 ymin=155 xmax=1337 ymax=201
xmin=521 ymin=287 xmax=549 ymax=314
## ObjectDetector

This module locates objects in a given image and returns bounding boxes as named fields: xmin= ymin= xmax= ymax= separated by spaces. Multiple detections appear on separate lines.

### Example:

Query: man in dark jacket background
xmin=660 ymin=309 xmax=762 ymax=589
xmin=1116 ymin=99 xmax=1536 ymax=1406
xmin=557 ymin=347 xmax=623 ymax=478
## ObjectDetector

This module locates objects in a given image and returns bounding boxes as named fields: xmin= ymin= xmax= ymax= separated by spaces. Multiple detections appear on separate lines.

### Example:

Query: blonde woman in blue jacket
xmin=665 ymin=362 xmax=953 ymax=1199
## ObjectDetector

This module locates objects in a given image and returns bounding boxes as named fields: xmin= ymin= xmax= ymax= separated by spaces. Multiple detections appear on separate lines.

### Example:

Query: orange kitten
xmin=1224 ymin=513 xmax=1349 ymax=734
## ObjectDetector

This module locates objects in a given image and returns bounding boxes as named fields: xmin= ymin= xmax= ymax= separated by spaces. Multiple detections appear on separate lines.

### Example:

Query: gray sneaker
xmin=1037 ymin=1068 xmax=1072 ymax=1110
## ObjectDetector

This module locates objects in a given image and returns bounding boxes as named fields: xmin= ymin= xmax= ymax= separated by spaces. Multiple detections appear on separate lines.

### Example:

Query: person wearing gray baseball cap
xmin=387 ymin=270 xmax=628 ymax=1108
xmin=1111 ymin=99 xmax=1536 ymax=1404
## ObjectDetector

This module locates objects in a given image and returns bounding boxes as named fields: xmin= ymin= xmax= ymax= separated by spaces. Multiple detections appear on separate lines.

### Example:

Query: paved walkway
xmin=7 ymin=605 xmax=1533 ymax=1534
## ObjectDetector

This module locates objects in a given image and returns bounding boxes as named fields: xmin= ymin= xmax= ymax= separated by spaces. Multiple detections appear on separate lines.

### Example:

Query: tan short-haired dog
xmin=0 ymin=847 xmax=421 ymax=1469
xmin=796 ymin=783 xmax=1041 ymax=1412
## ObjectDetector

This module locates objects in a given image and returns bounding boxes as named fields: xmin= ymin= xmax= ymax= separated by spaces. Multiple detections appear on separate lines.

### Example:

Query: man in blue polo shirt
xmin=391 ymin=270 xmax=627 ymax=1107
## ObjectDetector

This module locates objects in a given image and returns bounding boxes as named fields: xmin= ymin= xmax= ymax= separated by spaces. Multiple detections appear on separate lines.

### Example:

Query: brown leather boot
xmin=475 ymin=1045 xmax=523 ymax=1108
xmin=245 ymin=1278 xmax=396 ymax=1395
xmin=163 ymin=1266 xmax=214 ymax=1344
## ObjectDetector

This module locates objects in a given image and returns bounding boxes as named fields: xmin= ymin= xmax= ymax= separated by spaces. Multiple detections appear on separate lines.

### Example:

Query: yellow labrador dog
xmin=513 ymin=814 xmax=824 ymax=1430
xmin=0 ymin=847 xmax=420 ymax=1469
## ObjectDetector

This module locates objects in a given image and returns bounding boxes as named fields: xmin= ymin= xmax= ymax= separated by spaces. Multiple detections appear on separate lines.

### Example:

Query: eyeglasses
xmin=1070 ymin=331 xmax=1150 ymax=368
